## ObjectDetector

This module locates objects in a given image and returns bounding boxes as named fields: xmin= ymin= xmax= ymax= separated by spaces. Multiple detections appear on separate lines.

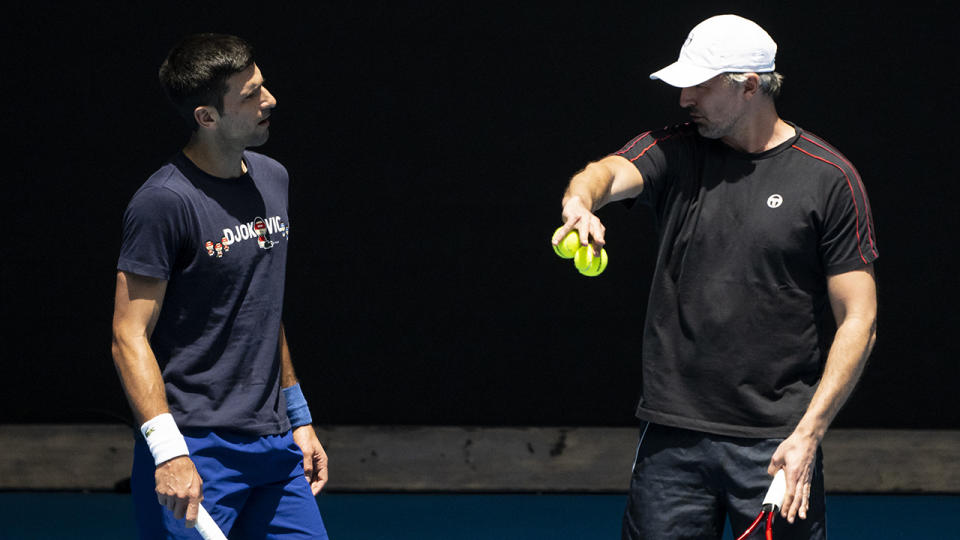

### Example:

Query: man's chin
xmin=246 ymin=132 xmax=270 ymax=148
xmin=696 ymin=125 xmax=724 ymax=140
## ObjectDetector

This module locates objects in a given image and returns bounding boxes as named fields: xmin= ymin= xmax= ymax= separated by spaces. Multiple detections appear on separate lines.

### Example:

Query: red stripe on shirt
xmin=616 ymin=131 xmax=653 ymax=155
xmin=630 ymin=140 xmax=660 ymax=161
xmin=791 ymin=144 xmax=872 ymax=266
xmin=799 ymin=135 xmax=879 ymax=258
xmin=618 ymin=132 xmax=678 ymax=162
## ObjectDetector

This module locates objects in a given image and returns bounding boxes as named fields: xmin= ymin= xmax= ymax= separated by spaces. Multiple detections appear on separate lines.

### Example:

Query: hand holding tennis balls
xmin=552 ymin=226 xmax=608 ymax=277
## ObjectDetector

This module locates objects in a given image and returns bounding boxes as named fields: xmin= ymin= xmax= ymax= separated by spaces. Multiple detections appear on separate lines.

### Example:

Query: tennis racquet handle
xmin=196 ymin=505 xmax=227 ymax=540
xmin=762 ymin=469 xmax=787 ymax=510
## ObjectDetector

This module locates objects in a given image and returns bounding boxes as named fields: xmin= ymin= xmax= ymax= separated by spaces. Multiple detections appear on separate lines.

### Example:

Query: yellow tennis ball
xmin=574 ymin=246 xmax=608 ymax=276
xmin=552 ymin=227 xmax=580 ymax=259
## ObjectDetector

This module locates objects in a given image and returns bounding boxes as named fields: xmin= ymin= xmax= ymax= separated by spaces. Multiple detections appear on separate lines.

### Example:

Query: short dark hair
xmin=158 ymin=33 xmax=255 ymax=129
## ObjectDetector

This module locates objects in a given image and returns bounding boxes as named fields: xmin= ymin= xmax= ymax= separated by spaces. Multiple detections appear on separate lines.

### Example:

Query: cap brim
xmin=649 ymin=62 xmax=722 ymax=88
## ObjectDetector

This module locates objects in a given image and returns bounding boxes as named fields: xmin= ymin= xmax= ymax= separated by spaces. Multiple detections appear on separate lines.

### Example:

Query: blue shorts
xmin=132 ymin=429 xmax=328 ymax=539
xmin=621 ymin=422 xmax=826 ymax=540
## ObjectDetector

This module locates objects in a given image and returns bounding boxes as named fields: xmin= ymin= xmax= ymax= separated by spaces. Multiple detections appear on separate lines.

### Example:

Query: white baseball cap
xmin=650 ymin=14 xmax=777 ymax=88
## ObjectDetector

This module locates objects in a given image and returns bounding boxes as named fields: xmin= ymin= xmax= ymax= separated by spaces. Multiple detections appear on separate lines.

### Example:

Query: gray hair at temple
xmin=724 ymin=71 xmax=784 ymax=98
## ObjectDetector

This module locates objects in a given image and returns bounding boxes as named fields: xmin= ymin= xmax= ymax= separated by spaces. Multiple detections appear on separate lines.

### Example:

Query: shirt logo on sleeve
xmin=767 ymin=194 xmax=783 ymax=208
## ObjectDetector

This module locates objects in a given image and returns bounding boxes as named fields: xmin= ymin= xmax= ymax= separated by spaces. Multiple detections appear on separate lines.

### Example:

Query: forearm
xmin=561 ymin=160 xmax=619 ymax=212
xmin=112 ymin=333 xmax=170 ymax=425
xmin=278 ymin=323 xmax=316 ymax=432
xmin=793 ymin=315 xmax=877 ymax=442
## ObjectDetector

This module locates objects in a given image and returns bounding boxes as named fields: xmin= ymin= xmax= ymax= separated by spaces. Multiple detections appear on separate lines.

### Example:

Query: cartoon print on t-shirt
xmin=254 ymin=217 xmax=274 ymax=250
xmin=207 ymin=215 xmax=286 ymax=257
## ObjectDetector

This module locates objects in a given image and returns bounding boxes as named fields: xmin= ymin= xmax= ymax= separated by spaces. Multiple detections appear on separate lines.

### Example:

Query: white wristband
xmin=140 ymin=413 xmax=190 ymax=466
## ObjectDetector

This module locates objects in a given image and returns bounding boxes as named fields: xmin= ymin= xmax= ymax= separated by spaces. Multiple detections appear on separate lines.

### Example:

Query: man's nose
xmin=679 ymin=87 xmax=695 ymax=109
xmin=262 ymin=86 xmax=277 ymax=109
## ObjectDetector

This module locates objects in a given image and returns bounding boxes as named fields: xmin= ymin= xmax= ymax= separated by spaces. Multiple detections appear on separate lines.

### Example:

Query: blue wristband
xmin=283 ymin=383 xmax=313 ymax=428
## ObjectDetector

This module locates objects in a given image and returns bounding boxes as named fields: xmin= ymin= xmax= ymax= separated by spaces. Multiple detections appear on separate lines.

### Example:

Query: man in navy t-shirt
xmin=553 ymin=15 xmax=878 ymax=540
xmin=112 ymin=34 xmax=328 ymax=539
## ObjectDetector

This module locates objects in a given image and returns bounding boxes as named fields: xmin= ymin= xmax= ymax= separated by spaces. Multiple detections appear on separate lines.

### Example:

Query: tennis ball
xmin=552 ymin=227 xmax=580 ymax=259
xmin=574 ymin=246 xmax=608 ymax=277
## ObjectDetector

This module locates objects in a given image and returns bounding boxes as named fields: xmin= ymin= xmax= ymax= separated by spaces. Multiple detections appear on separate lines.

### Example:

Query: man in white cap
xmin=553 ymin=14 xmax=878 ymax=539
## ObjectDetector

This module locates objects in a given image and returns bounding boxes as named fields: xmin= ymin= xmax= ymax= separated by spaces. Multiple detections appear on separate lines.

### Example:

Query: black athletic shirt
xmin=615 ymin=122 xmax=878 ymax=438
xmin=118 ymin=151 xmax=293 ymax=436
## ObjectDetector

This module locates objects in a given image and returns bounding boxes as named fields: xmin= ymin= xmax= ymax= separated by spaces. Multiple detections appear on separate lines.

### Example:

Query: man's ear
xmin=193 ymin=106 xmax=219 ymax=129
xmin=742 ymin=73 xmax=761 ymax=99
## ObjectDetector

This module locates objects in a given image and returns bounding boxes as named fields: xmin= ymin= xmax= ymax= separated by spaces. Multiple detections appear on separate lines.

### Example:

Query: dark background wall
xmin=3 ymin=1 xmax=957 ymax=428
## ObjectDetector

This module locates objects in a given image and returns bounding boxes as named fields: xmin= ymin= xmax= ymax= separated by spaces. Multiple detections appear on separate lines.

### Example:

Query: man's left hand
xmin=767 ymin=430 xmax=819 ymax=523
xmin=292 ymin=424 xmax=329 ymax=495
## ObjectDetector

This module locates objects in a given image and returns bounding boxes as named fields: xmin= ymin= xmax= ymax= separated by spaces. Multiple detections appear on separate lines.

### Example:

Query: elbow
xmin=584 ymin=160 xmax=616 ymax=185
xmin=111 ymin=323 xmax=139 ymax=365
xmin=111 ymin=330 xmax=124 ymax=365
xmin=584 ymin=159 xmax=610 ymax=174
xmin=111 ymin=335 xmax=121 ymax=360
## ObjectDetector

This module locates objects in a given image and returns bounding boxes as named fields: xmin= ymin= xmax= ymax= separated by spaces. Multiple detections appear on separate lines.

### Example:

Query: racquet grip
xmin=762 ymin=469 xmax=786 ymax=510
xmin=196 ymin=505 xmax=227 ymax=540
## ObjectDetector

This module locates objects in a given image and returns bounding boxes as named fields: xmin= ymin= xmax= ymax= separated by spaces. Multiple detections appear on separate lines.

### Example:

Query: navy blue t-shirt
xmin=118 ymin=151 xmax=293 ymax=435
xmin=615 ymin=122 xmax=878 ymax=438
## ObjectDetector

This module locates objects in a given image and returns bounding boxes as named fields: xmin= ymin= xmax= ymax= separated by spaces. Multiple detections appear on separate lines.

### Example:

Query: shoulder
xmin=614 ymin=122 xmax=699 ymax=159
xmin=786 ymin=130 xmax=875 ymax=236
xmin=243 ymin=151 xmax=289 ymax=178
xmin=129 ymin=163 xmax=192 ymax=210
xmin=787 ymin=129 xmax=863 ymax=185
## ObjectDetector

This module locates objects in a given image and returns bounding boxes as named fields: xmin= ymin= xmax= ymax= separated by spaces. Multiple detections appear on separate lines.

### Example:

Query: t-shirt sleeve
xmin=819 ymin=170 xmax=879 ymax=274
xmin=117 ymin=186 xmax=191 ymax=280
xmin=612 ymin=129 xmax=677 ymax=209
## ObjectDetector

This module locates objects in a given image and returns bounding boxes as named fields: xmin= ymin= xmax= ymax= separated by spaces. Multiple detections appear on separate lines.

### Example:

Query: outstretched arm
xmin=553 ymin=155 xmax=643 ymax=254
xmin=768 ymin=264 xmax=878 ymax=523
xmin=112 ymin=271 xmax=204 ymax=527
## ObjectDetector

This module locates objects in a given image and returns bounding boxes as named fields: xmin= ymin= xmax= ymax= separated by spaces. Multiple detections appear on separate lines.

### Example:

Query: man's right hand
xmin=555 ymin=195 xmax=607 ymax=255
xmin=155 ymin=455 xmax=204 ymax=527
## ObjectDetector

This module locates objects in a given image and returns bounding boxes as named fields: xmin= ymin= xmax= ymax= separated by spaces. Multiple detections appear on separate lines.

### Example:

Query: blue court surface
xmin=0 ymin=492 xmax=957 ymax=539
